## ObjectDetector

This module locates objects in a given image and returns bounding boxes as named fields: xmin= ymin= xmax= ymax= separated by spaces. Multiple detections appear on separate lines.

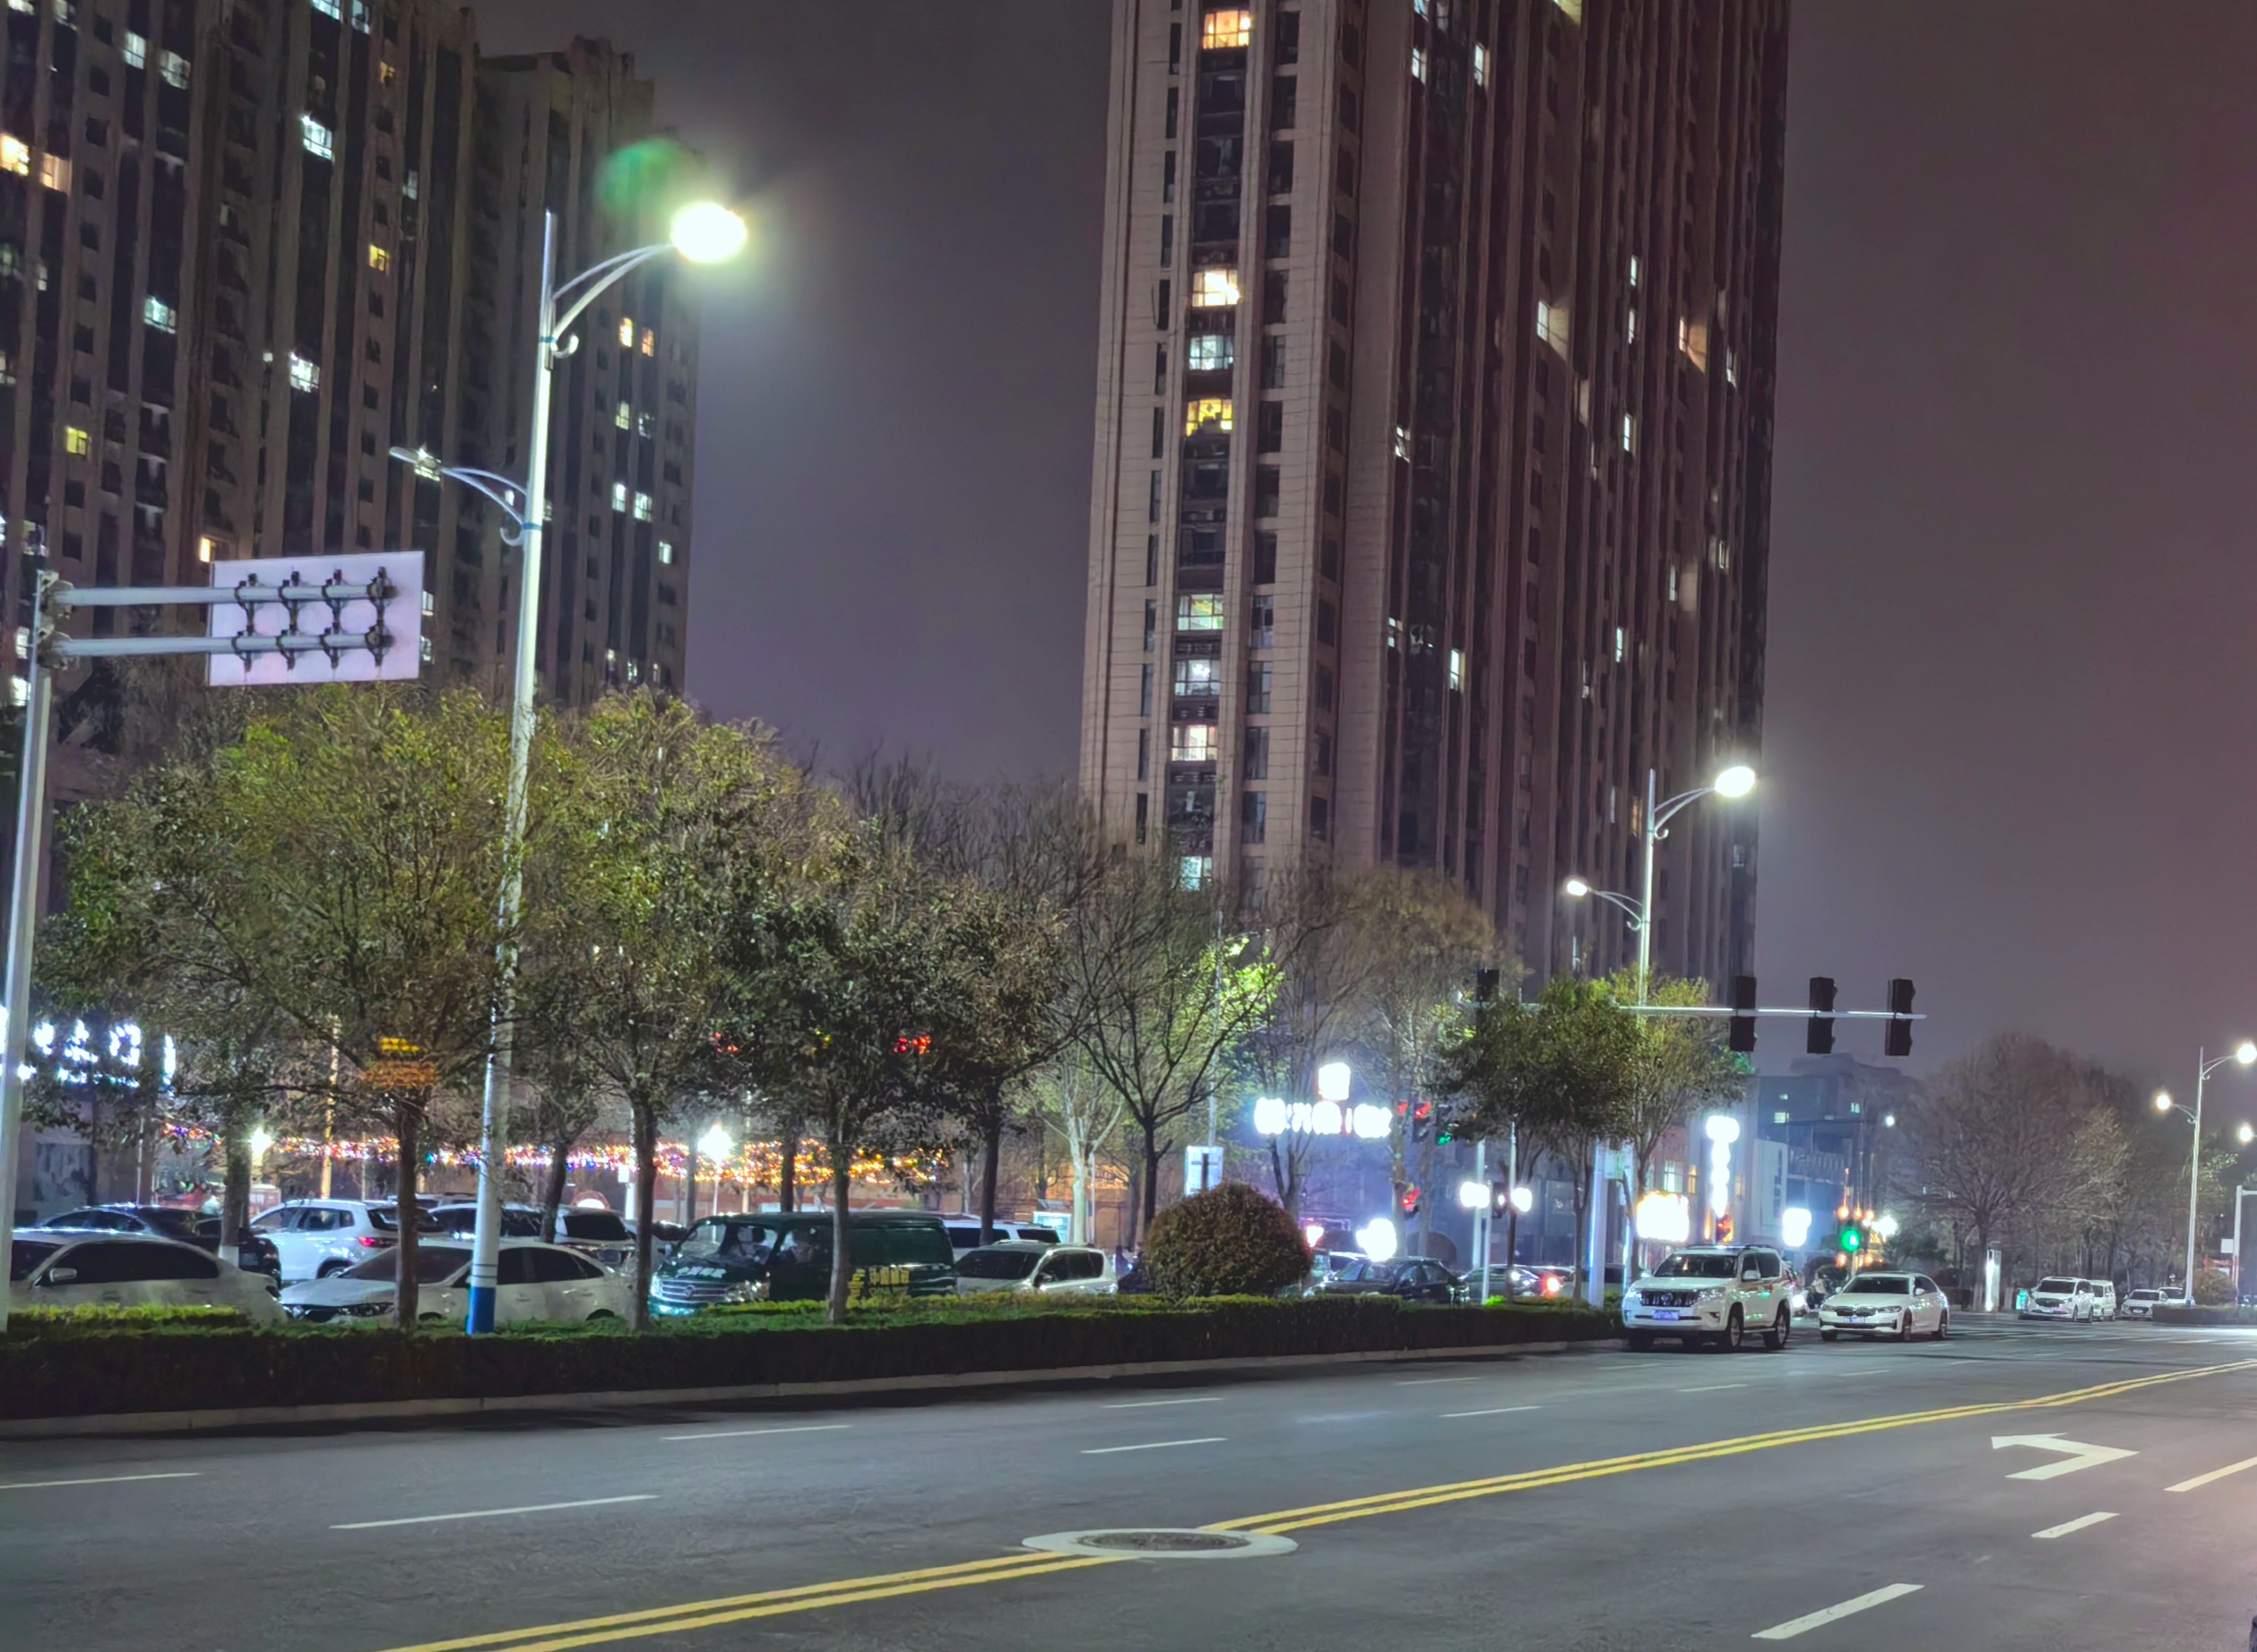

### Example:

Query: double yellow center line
xmin=372 ymin=1356 xmax=2257 ymax=1652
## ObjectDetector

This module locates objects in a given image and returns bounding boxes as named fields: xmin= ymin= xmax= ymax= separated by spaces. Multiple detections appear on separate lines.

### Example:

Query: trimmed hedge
xmin=0 ymin=1296 xmax=1618 ymax=1422
xmin=2151 ymin=1303 xmax=2242 ymax=1327
xmin=1143 ymin=1182 xmax=1310 ymax=1297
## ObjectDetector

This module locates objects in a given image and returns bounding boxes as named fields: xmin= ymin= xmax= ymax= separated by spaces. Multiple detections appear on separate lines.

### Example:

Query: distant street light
xmin=2157 ymin=1044 xmax=2257 ymax=1303
xmin=391 ymin=198 xmax=748 ymax=1336
xmin=2240 ymin=1123 xmax=2255 ymax=1147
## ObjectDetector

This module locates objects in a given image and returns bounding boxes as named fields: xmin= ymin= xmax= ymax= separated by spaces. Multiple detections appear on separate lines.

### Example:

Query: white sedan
xmin=1817 ymin=1271 xmax=1949 ymax=1341
xmin=954 ymin=1241 xmax=1115 ymax=1296
xmin=281 ymin=1238 xmax=631 ymax=1324
xmin=10 ymin=1230 xmax=281 ymax=1320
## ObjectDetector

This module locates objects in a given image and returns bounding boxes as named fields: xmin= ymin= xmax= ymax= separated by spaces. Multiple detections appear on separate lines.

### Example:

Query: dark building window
xmin=1257 ymin=400 xmax=1282 ymax=452
xmin=1252 ymin=530 xmax=1276 ymax=584
xmin=1243 ymin=725 xmax=1268 ymax=779
xmin=1271 ymin=75 xmax=1295 ymax=130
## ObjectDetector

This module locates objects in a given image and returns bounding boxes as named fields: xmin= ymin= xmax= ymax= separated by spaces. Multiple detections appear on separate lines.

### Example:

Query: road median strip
xmin=366 ymin=1356 xmax=2257 ymax=1652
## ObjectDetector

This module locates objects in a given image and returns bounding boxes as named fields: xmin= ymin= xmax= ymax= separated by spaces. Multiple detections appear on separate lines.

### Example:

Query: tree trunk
xmin=1503 ymin=1206 xmax=1520 ymax=1297
xmin=1142 ymin=1129 xmax=1163 ymax=1231
xmin=394 ymin=1105 xmax=421 ymax=1330
xmin=979 ymin=1115 xmax=1004 ymax=1245
xmin=1123 ymin=1163 xmax=1143 ymax=1251
xmin=627 ymin=1106 xmax=659 ymax=1332
xmin=135 ymin=1106 xmax=157 ymax=1203
xmin=221 ymin=1134 xmax=251 ymax=1249
xmin=777 ymin=1134 xmax=796 ymax=1214
xmin=1071 ymin=1145 xmax=1094 ymax=1245
xmin=540 ymin=1132 xmax=573 ymax=1244
xmin=826 ymin=1150 xmax=855 ymax=1325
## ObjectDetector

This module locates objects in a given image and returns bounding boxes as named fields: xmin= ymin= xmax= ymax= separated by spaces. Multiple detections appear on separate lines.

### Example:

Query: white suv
xmin=2122 ymin=1286 xmax=2170 ymax=1320
xmin=250 ymin=1199 xmax=442 ymax=1283
xmin=2019 ymin=1276 xmax=2097 ymax=1322
xmin=1622 ymin=1244 xmax=1794 ymax=1352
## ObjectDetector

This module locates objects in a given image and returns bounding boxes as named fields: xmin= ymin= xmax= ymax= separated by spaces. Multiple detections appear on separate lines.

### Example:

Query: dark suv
xmin=648 ymin=1211 xmax=954 ymax=1314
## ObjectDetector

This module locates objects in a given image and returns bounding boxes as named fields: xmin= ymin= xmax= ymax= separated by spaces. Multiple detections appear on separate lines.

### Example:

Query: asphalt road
xmin=6 ymin=1316 xmax=2257 ymax=1651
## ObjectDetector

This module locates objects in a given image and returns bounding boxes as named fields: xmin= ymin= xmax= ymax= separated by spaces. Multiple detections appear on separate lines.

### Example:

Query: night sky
xmin=471 ymin=3 xmax=2257 ymax=1096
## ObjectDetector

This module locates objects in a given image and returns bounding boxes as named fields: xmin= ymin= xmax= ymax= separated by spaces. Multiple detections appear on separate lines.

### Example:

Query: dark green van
xmin=648 ymin=1211 xmax=954 ymax=1315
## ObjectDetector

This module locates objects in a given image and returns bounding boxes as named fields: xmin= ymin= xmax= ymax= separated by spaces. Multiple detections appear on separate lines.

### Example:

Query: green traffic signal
xmin=1839 ymin=1225 xmax=1864 ymax=1252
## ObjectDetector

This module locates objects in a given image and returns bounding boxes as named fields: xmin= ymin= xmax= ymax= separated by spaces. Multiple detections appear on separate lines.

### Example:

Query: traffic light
xmin=1401 ymin=1185 xmax=1422 ymax=1218
xmin=1838 ymin=1218 xmax=1866 ymax=1256
xmin=1729 ymin=975 xmax=1758 ymax=1053
xmin=1885 ymin=978 xmax=1915 ymax=1058
xmin=1806 ymin=976 xmax=1837 ymax=1056
xmin=1411 ymin=1101 xmax=1433 ymax=1144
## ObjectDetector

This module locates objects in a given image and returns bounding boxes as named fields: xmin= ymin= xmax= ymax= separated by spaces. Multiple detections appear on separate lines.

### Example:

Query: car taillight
xmin=358 ymin=1234 xmax=393 ymax=1248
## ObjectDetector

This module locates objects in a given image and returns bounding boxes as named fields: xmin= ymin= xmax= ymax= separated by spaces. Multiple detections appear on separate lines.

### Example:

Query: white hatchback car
xmin=953 ymin=1241 xmax=1115 ymax=1296
xmin=2019 ymin=1276 xmax=2097 ymax=1322
xmin=1818 ymin=1271 xmax=1950 ymax=1341
xmin=251 ymin=1199 xmax=445 ymax=1283
xmin=10 ymin=1230 xmax=281 ymax=1320
xmin=280 ymin=1237 xmax=631 ymax=1324
xmin=2122 ymin=1286 xmax=2171 ymax=1320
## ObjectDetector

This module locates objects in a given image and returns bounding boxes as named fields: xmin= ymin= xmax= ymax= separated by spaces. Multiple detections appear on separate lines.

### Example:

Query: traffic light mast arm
xmin=1626 ymin=1006 xmax=1925 ymax=1021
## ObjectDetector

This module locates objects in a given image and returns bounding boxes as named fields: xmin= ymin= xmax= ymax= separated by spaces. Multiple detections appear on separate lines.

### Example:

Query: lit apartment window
xmin=1614 ymin=626 xmax=1625 ymax=662
xmin=642 ymin=330 xmax=656 ymax=357
xmin=1201 ymin=9 xmax=1251 ymax=49
xmin=300 ymin=116 xmax=334 ymax=160
xmin=1173 ymin=656 xmax=1222 ymax=697
xmin=289 ymin=354 xmax=319 ymax=393
xmin=1725 ymin=349 xmax=1738 ymax=387
xmin=197 ymin=536 xmax=218 ymax=564
xmin=1410 ymin=47 xmax=1426 ymax=82
xmin=1171 ymin=723 xmax=1219 ymax=763
xmin=633 ymin=491 xmax=653 ymax=521
xmin=1625 ymin=307 xmax=1638 ymax=345
xmin=1186 ymin=332 xmax=1232 ymax=372
xmin=51 ymin=0 xmax=71 ymax=21
xmin=618 ymin=316 xmax=636 ymax=348
xmin=39 ymin=153 xmax=67 ymax=192
xmin=1621 ymin=412 xmax=1635 ymax=454
xmin=1554 ymin=0 xmax=1583 ymax=21
xmin=1676 ymin=316 xmax=1709 ymax=372
xmin=637 ymin=412 xmax=653 ymax=437
xmin=1190 ymin=268 xmax=1241 ymax=307
xmin=350 ymin=0 xmax=371 ymax=31
xmin=615 ymin=400 xmax=631 ymax=429
xmin=381 ymin=62 xmax=397 ymax=87
xmin=312 ymin=0 xmax=341 ymax=17
xmin=143 ymin=295 xmax=176 ymax=332
xmin=1387 ymin=616 xmax=1402 ymax=650
xmin=1180 ymin=855 xmax=1214 ymax=891
xmin=1713 ymin=536 xmax=1732 ymax=574
xmin=1667 ymin=562 xmax=1679 ymax=602
xmin=403 ymin=169 xmax=420 ymax=200
xmin=123 ymin=30 xmax=146 ymax=68
xmin=611 ymin=481 xmax=628 ymax=513
xmin=159 ymin=51 xmax=190 ymax=91
xmin=1176 ymin=592 xmax=1224 ymax=631
xmin=1448 ymin=648 xmax=1464 ymax=691
xmin=1392 ymin=424 xmax=1410 ymax=460
xmin=0 ymin=135 xmax=25 ymax=175
xmin=1185 ymin=397 xmax=1232 ymax=436
xmin=368 ymin=245 xmax=390 ymax=272
xmin=64 ymin=425 xmax=88 ymax=455
xmin=1535 ymin=298 xmax=1569 ymax=356
xmin=1629 ymin=254 xmax=1641 ymax=289
xmin=658 ymin=540 xmax=675 ymax=566
xmin=1474 ymin=43 xmax=1490 ymax=86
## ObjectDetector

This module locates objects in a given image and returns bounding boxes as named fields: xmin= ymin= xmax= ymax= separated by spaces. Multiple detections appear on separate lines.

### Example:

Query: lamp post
xmin=1563 ymin=763 xmax=1754 ymax=1005
xmin=393 ymin=201 xmax=747 ymax=1335
xmin=2153 ymin=1040 xmax=2257 ymax=1306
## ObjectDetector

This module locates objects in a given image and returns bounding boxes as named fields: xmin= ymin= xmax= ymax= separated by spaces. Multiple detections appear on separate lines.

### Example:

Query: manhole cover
xmin=1023 ymin=1528 xmax=1296 ymax=1561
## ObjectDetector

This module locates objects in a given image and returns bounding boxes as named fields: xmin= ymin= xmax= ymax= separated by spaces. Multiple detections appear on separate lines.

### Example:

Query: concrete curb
xmin=0 ymin=1336 xmax=1612 ymax=1439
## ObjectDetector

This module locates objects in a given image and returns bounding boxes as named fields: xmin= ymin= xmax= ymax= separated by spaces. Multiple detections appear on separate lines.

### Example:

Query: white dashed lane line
xmin=2167 ymin=1454 xmax=2257 ymax=1493
xmin=1441 ymin=1405 xmax=1543 ymax=1419
xmin=333 ymin=1494 xmax=657 ymax=1530
xmin=2032 ymin=1512 xmax=2115 ymax=1540
xmin=1752 ymin=1584 xmax=1924 ymax=1640
xmin=0 ymin=1471 xmax=201 ymax=1492
xmin=1103 ymin=1396 xmax=1221 ymax=1409
xmin=1081 ymin=1437 xmax=1226 ymax=1456
xmin=662 ymin=1424 xmax=852 ymax=1442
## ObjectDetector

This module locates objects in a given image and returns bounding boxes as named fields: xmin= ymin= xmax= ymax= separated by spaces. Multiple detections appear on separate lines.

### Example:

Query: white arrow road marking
xmin=2032 ymin=1511 xmax=2116 ymax=1539
xmin=1991 ymin=1434 xmax=2139 ymax=1481
xmin=1752 ymin=1584 xmax=1923 ymax=1639
xmin=2167 ymin=1453 xmax=2257 ymax=1493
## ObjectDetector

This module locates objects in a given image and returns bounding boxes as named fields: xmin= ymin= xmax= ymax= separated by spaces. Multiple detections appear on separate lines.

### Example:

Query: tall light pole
xmin=2155 ymin=1040 xmax=2257 ymax=1307
xmin=394 ymin=200 xmax=747 ymax=1335
xmin=1563 ymin=763 xmax=1754 ymax=1005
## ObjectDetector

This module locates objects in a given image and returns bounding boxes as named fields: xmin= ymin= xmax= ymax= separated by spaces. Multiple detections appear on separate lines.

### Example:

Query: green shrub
xmin=2192 ymin=1268 xmax=2235 ymax=1307
xmin=4 ymin=1303 xmax=253 ymax=1336
xmin=1142 ymin=1182 xmax=1310 ymax=1298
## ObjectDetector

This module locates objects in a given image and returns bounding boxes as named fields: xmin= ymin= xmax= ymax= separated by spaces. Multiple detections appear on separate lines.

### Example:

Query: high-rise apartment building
xmin=0 ymin=3 xmax=694 ymax=714
xmin=1080 ymin=0 xmax=1787 ymax=987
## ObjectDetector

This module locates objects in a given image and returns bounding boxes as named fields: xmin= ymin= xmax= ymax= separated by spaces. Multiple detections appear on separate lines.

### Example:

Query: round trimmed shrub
xmin=1143 ymin=1182 xmax=1311 ymax=1298
xmin=2192 ymin=1268 xmax=2235 ymax=1307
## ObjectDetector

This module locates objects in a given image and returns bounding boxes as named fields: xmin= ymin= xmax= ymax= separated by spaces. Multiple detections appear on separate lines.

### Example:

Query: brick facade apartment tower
xmin=1079 ymin=0 xmax=1787 ymax=986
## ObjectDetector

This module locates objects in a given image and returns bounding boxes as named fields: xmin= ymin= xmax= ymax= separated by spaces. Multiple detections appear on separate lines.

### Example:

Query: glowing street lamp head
xmin=1711 ymin=764 xmax=1757 ymax=799
xmin=670 ymin=201 xmax=748 ymax=264
xmin=1563 ymin=878 xmax=1592 ymax=898
xmin=2236 ymin=1042 xmax=2257 ymax=1067
xmin=2155 ymin=1090 xmax=2175 ymax=1114
xmin=248 ymin=1127 xmax=273 ymax=1162
xmin=2240 ymin=1121 xmax=2255 ymax=1146
xmin=1315 ymin=1060 xmax=1353 ymax=1103
xmin=698 ymin=1123 xmax=732 ymax=1161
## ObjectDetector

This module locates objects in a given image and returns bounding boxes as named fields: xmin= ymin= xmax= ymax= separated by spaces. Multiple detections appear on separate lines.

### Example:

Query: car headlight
xmin=1696 ymin=1285 xmax=1728 ymax=1301
xmin=1622 ymin=1291 xmax=1643 ymax=1307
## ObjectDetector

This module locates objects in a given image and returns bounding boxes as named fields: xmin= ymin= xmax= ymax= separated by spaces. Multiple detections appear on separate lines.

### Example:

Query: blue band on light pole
xmin=466 ymin=1284 xmax=497 ymax=1335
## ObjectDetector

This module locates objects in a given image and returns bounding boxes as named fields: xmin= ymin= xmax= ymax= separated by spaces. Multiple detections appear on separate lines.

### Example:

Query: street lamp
xmin=393 ymin=199 xmax=748 ymax=1336
xmin=2155 ymin=1042 xmax=2257 ymax=1304
xmin=1563 ymin=764 xmax=1756 ymax=1006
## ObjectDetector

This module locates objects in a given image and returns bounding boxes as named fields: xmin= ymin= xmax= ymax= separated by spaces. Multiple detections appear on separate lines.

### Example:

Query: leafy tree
xmin=1029 ymin=1052 xmax=1128 ymax=1244
xmin=1603 ymin=970 xmax=1746 ymax=1258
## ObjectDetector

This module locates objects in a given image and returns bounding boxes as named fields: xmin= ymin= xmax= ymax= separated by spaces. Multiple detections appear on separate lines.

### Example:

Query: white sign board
xmin=1184 ymin=1143 xmax=1224 ymax=1196
xmin=207 ymin=551 xmax=425 ymax=686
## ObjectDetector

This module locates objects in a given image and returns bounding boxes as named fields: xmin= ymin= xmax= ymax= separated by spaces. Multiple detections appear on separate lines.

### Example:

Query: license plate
xmin=1653 ymin=1310 xmax=1680 ymax=1320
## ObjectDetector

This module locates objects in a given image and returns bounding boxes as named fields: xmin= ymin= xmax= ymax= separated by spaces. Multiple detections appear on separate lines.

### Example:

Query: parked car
xmin=190 ymin=1216 xmax=281 ymax=1279
xmin=1818 ymin=1271 xmax=1949 ymax=1341
xmin=942 ymin=1219 xmax=1060 ymax=1260
xmin=1113 ymin=1253 xmax=1154 ymax=1295
xmin=429 ymin=1202 xmax=547 ymax=1240
xmin=2122 ymin=1286 xmax=2171 ymax=1320
xmin=1621 ymin=1245 xmax=1794 ymax=1351
xmin=248 ymin=1199 xmax=444 ymax=1283
xmin=1310 ymin=1257 xmax=1459 ymax=1303
xmin=551 ymin=1208 xmax=636 ymax=1272
xmin=280 ymin=1238 xmax=630 ymax=1324
xmin=2080 ymin=1278 xmax=2119 ymax=1320
xmin=647 ymin=1211 xmax=955 ymax=1314
xmin=2019 ymin=1276 xmax=2098 ymax=1322
xmin=954 ymin=1241 xmax=1115 ymax=1296
xmin=10 ymin=1230 xmax=281 ymax=1320
xmin=1306 ymin=1250 xmax=1369 ymax=1288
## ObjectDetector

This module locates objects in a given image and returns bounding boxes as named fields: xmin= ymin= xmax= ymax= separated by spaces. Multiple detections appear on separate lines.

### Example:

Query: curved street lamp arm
xmin=1650 ymin=785 xmax=1717 ymax=836
xmin=1583 ymin=887 xmax=1647 ymax=930
xmin=552 ymin=243 xmax=672 ymax=342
